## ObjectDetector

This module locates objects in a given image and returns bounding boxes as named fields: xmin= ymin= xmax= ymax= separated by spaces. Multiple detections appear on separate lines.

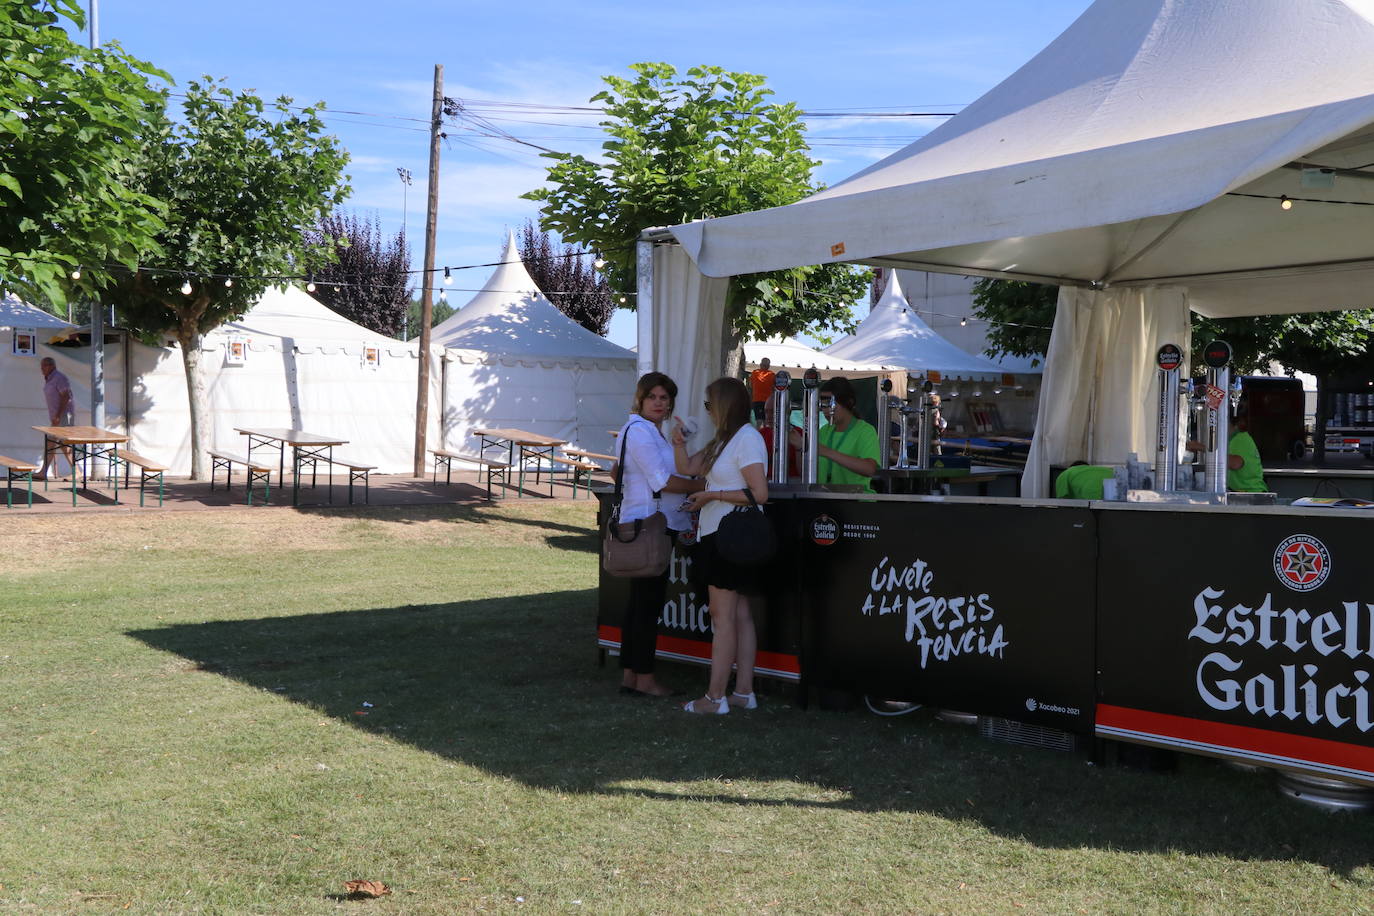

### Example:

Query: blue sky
xmin=86 ymin=0 xmax=1094 ymax=346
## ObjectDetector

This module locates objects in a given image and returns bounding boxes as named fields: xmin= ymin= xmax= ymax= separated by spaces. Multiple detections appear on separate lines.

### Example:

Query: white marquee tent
xmin=744 ymin=335 xmax=894 ymax=374
xmin=825 ymin=273 xmax=1021 ymax=377
xmin=1 ymin=295 xmax=82 ymax=462
xmin=1 ymin=287 xmax=442 ymax=475
xmin=432 ymin=233 xmax=637 ymax=456
xmin=655 ymin=0 xmax=1374 ymax=494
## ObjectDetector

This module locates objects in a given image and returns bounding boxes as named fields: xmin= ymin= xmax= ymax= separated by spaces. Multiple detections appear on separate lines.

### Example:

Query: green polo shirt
xmin=818 ymin=417 xmax=880 ymax=491
xmin=1227 ymin=430 xmax=1267 ymax=492
xmin=1054 ymin=465 xmax=1114 ymax=499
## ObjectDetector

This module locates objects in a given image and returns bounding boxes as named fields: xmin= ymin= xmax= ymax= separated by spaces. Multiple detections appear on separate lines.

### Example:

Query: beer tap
xmin=802 ymin=367 xmax=821 ymax=485
xmin=768 ymin=370 xmax=791 ymax=485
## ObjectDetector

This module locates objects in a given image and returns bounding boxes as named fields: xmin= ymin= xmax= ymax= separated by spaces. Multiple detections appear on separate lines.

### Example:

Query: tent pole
xmin=414 ymin=64 xmax=442 ymax=477
xmin=635 ymin=235 xmax=655 ymax=375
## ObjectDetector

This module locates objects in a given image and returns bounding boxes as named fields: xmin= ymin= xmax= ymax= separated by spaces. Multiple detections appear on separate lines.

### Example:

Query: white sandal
xmin=683 ymin=694 xmax=729 ymax=715
xmin=729 ymin=691 xmax=758 ymax=710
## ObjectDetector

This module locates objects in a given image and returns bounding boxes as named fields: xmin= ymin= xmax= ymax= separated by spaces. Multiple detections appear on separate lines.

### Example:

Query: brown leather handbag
xmin=602 ymin=422 xmax=671 ymax=578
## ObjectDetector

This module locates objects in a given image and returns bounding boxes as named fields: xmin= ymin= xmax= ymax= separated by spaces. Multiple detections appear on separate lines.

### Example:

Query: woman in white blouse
xmin=672 ymin=377 xmax=769 ymax=715
xmin=614 ymin=372 xmax=702 ymax=698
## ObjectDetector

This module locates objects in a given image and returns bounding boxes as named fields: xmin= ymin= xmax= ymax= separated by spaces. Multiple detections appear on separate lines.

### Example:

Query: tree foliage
xmin=306 ymin=210 xmax=411 ymax=337
xmin=971 ymin=278 xmax=1374 ymax=376
xmin=516 ymin=220 xmax=613 ymax=336
xmin=0 ymin=0 xmax=168 ymax=306
xmin=104 ymin=79 xmax=350 ymax=478
xmin=525 ymin=62 xmax=869 ymax=352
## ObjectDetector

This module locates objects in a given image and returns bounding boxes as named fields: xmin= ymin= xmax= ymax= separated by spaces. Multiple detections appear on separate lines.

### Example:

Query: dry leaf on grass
xmin=344 ymin=879 xmax=391 ymax=899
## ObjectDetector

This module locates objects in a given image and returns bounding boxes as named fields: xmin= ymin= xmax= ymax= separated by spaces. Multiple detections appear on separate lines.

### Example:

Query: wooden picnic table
xmin=235 ymin=427 xmax=348 ymax=505
xmin=471 ymin=427 xmax=569 ymax=497
xmin=32 ymin=425 xmax=130 ymax=506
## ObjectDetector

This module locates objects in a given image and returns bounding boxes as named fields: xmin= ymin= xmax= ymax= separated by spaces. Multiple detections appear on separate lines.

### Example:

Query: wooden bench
xmin=429 ymin=448 xmax=510 ymax=499
xmin=111 ymin=448 xmax=168 ymax=507
xmin=0 ymin=454 xmax=39 ymax=508
xmin=208 ymin=449 xmax=273 ymax=506
xmin=562 ymin=446 xmax=617 ymax=465
xmin=548 ymin=453 xmax=602 ymax=498
xmin=329 ymin=456 xmax=376 ymax=505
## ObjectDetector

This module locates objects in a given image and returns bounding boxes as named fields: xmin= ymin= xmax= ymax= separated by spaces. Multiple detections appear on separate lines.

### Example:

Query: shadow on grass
xmin=129 ymin=593 xmax=1373 ymax=878
xmin=294 ymin=502 xmax=598 ymax=539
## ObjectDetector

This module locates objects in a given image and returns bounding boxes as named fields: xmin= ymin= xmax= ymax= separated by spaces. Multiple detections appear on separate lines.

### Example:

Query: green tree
xmin=106 ymin=80 xmax=350 ymax=479
xmin=405 ymin=297 xmax=453 ymax=339
xmin=525 ymin=63 xmax=869 ymax=370
xmin=307 ymin=210 xmax=411 ymax=337
xmin=0 ymin=0 xmax=167 ymax=306
xmin=969 ymin=279 xmax=1057 ymax=367
xmin=516 ymin=220 xmax=613 ymax=335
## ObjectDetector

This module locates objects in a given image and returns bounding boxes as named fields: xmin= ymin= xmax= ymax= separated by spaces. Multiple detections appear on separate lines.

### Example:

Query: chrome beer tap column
xmin=1201 ymin=340 xmax=1233 ymax=495
xmin=769 ymin=370 xmax=791 ymax=485
xmin=802 ymin=367 xmax=821 ymax=485
xmin=913 ymin=378 xmax=935 ymax=469
xmin=1154 ymin=343 xmax=1183 ymax=491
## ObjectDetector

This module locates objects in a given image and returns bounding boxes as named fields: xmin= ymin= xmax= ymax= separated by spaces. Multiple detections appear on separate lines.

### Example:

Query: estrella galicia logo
xmin=1273 ymin=534 xmax=1331 ymax=592
xmin=811 ymin=514 xmax=838 ymax=546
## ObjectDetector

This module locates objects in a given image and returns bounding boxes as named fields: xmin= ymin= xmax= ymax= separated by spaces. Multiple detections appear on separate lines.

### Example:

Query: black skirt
xmin=691 ymin=532 xmax=764 ymax=594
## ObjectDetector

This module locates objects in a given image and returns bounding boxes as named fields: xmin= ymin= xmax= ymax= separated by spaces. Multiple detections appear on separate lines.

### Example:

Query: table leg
xmin=292 ymin=446 xmax=301 ymax=506
xmin=326 ymin=446 xmax=333 ymax=504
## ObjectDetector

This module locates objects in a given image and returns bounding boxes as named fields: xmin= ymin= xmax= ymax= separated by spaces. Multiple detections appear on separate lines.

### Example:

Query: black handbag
xmin=602 ymin=421 xmax=671 ymax=578
xmin=714 ymin=488 xmax=776 ymax=566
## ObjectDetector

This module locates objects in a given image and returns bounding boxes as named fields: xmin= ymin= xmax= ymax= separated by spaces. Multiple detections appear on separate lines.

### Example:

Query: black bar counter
xmin=596 ymin=489 xmax=1374 ymax=785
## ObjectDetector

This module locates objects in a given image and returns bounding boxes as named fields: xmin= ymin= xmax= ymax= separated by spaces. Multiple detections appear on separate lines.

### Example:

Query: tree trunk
xmin=720 ymin=297 xmax=745 ymax=380
xmin=177 ymin=324 xmax=209 ymax=481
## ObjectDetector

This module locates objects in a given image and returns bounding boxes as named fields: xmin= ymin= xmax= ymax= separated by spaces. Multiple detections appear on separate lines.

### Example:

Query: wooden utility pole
xmin=414 ymin=64 xmax=443 ymax=476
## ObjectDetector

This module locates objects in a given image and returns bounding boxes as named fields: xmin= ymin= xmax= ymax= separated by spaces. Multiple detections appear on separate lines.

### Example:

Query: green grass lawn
xmin=2 ymin=502 xmax=1372 ymax=914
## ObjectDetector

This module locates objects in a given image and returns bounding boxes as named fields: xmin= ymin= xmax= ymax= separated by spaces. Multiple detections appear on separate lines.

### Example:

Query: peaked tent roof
xmin=217 ymin=285 xmax=398 ymax=344
xmin=825 ymin=274 xmax=1021 ymax=376
xmin=744 ymin=335 xmax=896 ymax=372
xmin=430 ymin=232 xmax=636 ymax=364
xmin=1 ymin=293 xmax=76 ymax=329
xmin=670 ymin=0 xmax=1374 ymax=318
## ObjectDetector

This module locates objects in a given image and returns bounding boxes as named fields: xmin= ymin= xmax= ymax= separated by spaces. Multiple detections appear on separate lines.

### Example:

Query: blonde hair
xmin=700 ymin=377 xmax=751 ymax=476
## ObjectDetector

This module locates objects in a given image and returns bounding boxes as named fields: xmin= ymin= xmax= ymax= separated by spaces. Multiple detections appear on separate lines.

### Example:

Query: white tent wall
xmin=640 ymin=243 xmax=728 ymax=456
xmin=0 ymin=342 xmax=128 ymax=465
xmin=1020 ymin=287 xmax=1190 ymax=497
xmin=892 ymin=269 xmax=1044 ymax=373
xmin=122 ymin=335 xmax=443 ymax=476
xmin=440 ymin=351 xmax=635 ymax=459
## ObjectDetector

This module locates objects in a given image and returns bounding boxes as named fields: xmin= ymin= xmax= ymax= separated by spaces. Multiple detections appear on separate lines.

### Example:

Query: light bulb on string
xmin=1280 ymin=195 xmax=1293 ymax=210
xmin=306 ymin=275 xmax=316 ymax=293
xmin=180 ymin=279 xmax=193 ymax=296
xmin=593 ymin=257 xmax=605 ymax=270
xmin=960 ymin=317 xmax=967 ymax=327
xmin=224 ymin=277 xmax=233 ymax=288
xmin=70 ymin=266 xmax=82 ymax=281
xmin=439 ymin=288 xmax=447 ymax=303
xmin=618 ymin=296 xmax=627 ymax=304
xmin=443 ymin=266 xmax=452 ymax=286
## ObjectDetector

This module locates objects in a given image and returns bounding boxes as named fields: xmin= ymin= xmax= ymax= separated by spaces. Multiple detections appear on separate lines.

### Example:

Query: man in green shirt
xmin=1054 ymin=462 xmax=1115 ymax=499
xmin=1186 ymin=402 xmax=1267 ymax=492
xmin=791 ymin=376 xmax=880 ymax=491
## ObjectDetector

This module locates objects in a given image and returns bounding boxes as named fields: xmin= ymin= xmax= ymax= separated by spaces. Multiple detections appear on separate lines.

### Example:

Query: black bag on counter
xmin=714 ymin=488 xmax=776 ymax=566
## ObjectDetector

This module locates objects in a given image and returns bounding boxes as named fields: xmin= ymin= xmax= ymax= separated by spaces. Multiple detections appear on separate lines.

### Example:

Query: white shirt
xmin=614 ymin=414 xmax=683 ymax=527
xmin=699 ymin=424 xmax=768 ymax=538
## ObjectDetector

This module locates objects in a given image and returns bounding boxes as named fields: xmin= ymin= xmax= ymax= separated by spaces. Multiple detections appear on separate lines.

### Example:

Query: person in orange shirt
xmin=747 ymin=358 xmax=775 ymax=424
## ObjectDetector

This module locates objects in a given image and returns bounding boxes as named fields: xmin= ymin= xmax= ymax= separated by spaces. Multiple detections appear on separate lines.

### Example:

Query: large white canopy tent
xmin=130 ymin=285 xmax=443 ymax=474
xmin=826 ymin=272 xmax=1021 ymax=377
xmin=432 ymin=232 xmax=637 ymax=457
xmin=2 ymin=287 xmax=440 ymax=475
xmin=743 ymin=335 xmax=895 ymax=374
xmin=1 ymin=294 xmax=83 ymax=461
xmin=652 ymin=0 xmax=1374 ymax=495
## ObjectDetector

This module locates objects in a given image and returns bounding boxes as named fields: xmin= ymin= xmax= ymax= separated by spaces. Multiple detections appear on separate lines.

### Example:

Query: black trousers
xmin=620 ymin=562 xmax=669 ymax=674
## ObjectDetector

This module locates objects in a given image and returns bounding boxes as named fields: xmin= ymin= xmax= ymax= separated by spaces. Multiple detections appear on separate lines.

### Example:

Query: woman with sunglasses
xmin=671 ymin=377 xmax=769 ymax=715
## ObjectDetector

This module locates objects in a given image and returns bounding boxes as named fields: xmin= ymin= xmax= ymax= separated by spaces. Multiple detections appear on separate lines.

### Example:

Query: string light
xmin=618 ymin=296 xmax=627 ymax=303
xmin=306 ymin=274 xmax=316 ymax=292
xmin=443 ymin=266 xmax=452 ymax=285
xmin=70 ymin=266 xmax=81 ymax=281
xmin=1280 ymin=195 xmax=1293 ymax=210
xmin=224 ymin=277 xmax=233 ymax=287
xmin=180 ymin=279 xmax=193 ymax=295
xmin=593 ymin=257 xmax=605 ymax=269
xmin=960 ymin=317 xmax=967 ymax=326
xmin=439 ymin=288 xmax=447 ymax=303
